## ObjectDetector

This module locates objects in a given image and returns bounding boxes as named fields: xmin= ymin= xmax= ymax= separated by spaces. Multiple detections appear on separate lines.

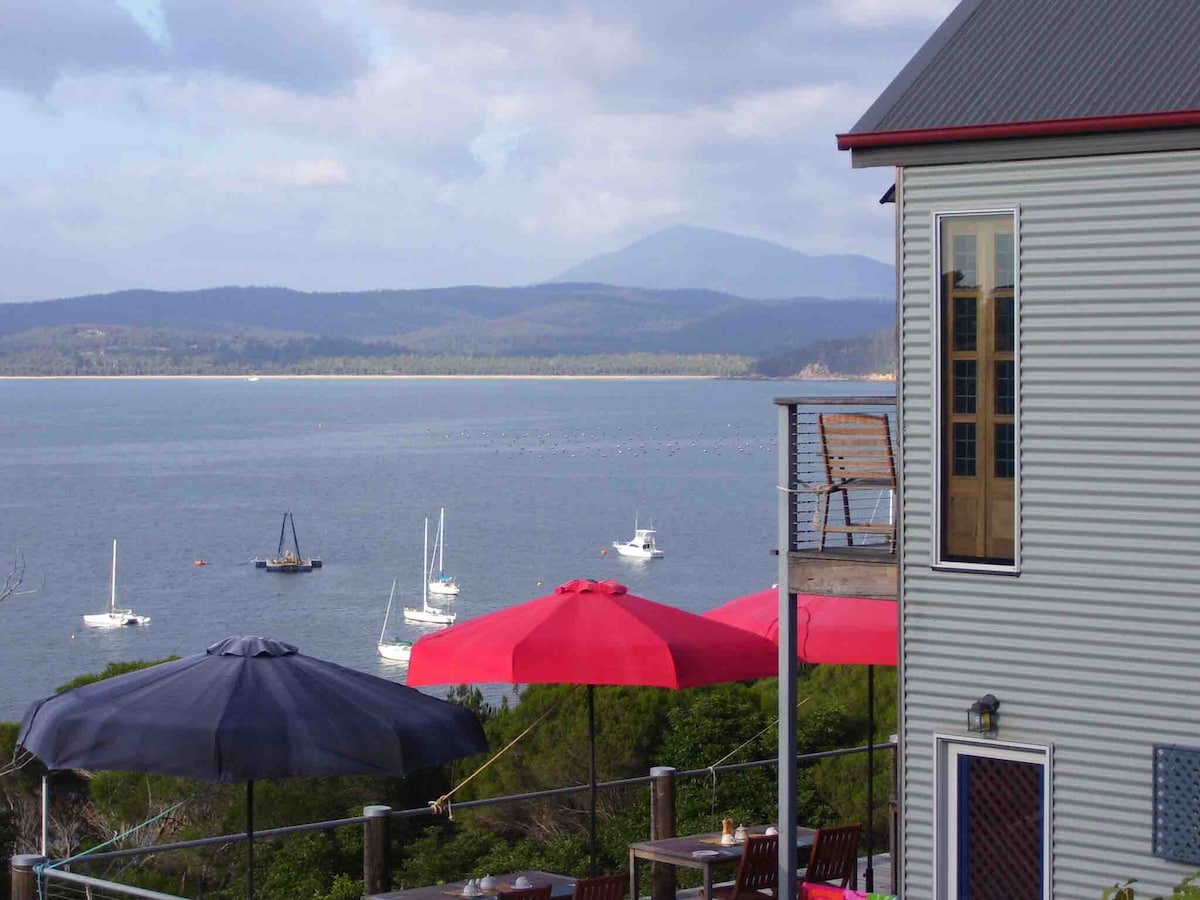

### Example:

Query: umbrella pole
xmin=865 ymin=665 xmax=874 ymax=893
xmin=588 ymin=684 xmax=597 ymax=878
xmin=247 ymin=780 xmax=254 ymax=900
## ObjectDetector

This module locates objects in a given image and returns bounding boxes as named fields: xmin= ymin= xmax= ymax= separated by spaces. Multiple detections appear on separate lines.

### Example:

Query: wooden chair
xmin=571 ymin=874 xmax=627 ymax=900
xmin=498 ymin=886 xmax=552 ymax=900
xmin=705 ymin=833 xmax=779 ymax=900
xmin=814 ymin=413 xmax=897 ymax=551
xmin=798 ymin=823 xmax=860 ymax=890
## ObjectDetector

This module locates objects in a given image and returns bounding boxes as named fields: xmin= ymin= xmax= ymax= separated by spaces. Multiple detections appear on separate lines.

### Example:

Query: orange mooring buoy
xmin=193 ymin=560 xmax=207 ymax=567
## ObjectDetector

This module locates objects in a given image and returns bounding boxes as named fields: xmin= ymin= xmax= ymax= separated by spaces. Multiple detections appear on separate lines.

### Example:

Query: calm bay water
xmin=0 ymin=377 xmax=891 ymax=721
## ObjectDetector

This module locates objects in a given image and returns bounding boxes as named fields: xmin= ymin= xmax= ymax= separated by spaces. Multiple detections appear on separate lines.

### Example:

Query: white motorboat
xmin=404 ymin=519 xmax=456 ymax=626
xmin=377 ymin=579 xmax=413 ymax=662
xmin=427 ymin=507 xmax=460 ymax=596
xmin=83 ymin=540 xmax=150 ymax=628
xmin=612 ymin=520 xmax=665 ymax=560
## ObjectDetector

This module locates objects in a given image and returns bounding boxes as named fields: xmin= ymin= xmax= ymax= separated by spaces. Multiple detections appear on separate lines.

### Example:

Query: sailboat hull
xmin=428 ymin=580 xmax=460 ymax=596
xmin=402 ymin=605 xmax=456 ymax=625
xmin=377 ymin=641 xmax=412 ymax=662
xmin=83 ymin=611 xmax=150 ymax=627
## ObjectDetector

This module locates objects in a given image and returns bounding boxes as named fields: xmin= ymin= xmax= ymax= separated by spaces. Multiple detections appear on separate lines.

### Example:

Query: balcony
xmin=774 ymin=395 xmax=897 ymax=601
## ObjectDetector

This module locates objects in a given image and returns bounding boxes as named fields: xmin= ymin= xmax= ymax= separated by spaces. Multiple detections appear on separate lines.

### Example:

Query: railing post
xmin=649 ymin=766 xmax=676 ymax=900
xmin=363 ymin=805 xmax=393 ymax=896
xmin=11 ymin=855 xmax=45 ymax=900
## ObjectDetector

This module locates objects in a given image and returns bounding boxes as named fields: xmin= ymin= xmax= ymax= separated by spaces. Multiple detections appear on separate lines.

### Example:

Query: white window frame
xmin=930 ymin=207 xmax=1022 ymax=574
xmin=933 ymin=733 xmax=1052 ymax=900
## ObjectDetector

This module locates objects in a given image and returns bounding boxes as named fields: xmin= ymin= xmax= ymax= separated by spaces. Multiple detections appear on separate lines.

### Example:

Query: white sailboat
xmin=83 ymin=540 xmax=150 ymax=628
xmin=377 ymin=579 xmax=413 ymax=662
xmin=427 ymin=507 xmax=460 ymax=596
xmin=403 ymin=519 xmax=456 ymax=626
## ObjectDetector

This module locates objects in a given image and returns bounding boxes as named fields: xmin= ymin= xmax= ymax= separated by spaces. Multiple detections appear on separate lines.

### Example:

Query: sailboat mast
xmin=277 ymin=514 xmax=288 ymax=556
xmin=423 ymin=519 xmax=430 ymax=610
xmin=379 ymin=579 xmax=396 ymax=644
xmin=438 ymin=509 xmax=445 ymax=573
xmin=110 ymin=539 xmax=117 ymax=615
xmin=290 ymin=513 xmax=301 ymax=557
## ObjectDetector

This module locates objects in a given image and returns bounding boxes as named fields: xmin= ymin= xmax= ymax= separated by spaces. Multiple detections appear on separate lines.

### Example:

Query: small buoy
xmin=601 ymin=549 xmax=608 ymax=556
xmin=193 ymin=559 xmax=207 ymax=567
xmin=536 ymin=581 xmax=542 ymax=587
xmin=70 ymin=634 xmax=75 ymax=640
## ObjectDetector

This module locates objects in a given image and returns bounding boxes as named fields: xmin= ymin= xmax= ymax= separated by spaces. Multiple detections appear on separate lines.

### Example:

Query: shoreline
xmin=0 ymin=373 xmax=896 ymax=382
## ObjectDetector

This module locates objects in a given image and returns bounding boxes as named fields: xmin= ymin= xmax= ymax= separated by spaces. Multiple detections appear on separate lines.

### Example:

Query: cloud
xmin=0 ymin=0 xmax=938 ymax=301
xmin=0 ymin=0 xmax=162 ymax=96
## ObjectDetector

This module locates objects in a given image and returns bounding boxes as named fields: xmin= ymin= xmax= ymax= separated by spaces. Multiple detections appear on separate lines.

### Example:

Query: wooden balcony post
xmin=11 ymin=855 xmax=46 ymax=900
xmin=363 ymin=805 xmax=393 ymax=896
xmin=650 ymin=766 xmax=676 ymax=900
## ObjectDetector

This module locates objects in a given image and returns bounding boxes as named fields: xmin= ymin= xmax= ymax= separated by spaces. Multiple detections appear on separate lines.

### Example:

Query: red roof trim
xmin=837 ymin=110 xmax=1200 ymax=151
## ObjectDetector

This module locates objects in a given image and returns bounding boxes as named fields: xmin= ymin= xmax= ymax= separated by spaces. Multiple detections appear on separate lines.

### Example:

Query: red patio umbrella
xmin=408 ymin=578 xmax=780 ymax=872
xmin=702 ymin=588 xmax=897 ymax=892
xmin=702 ymin=589 xmax=897 ymax=665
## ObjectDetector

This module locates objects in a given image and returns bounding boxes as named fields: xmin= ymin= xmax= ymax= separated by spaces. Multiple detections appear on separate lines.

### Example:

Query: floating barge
xmin=254 ymin=513 xmax=322 ymax=572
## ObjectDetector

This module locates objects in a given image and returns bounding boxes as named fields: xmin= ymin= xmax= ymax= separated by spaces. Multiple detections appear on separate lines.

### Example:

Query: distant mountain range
xmin=0 ymin=284 xmax=891 ymax=358
xmin=552 ymin=225 xmax=893 ymax=300
xmin=0 ymin=226 xmax=896 ymax=376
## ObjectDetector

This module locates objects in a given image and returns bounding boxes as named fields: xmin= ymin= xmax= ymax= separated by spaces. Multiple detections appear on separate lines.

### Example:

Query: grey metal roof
xmin=851 ymin=0 xmax=1200 ymax=136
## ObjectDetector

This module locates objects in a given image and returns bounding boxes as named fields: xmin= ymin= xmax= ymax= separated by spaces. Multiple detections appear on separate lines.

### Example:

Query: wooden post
xmin=11 ymin=855 xmax=45 ymax=900
xmin=363 ymin=805 xmax=393 ymax=896
xmin=649 ymin=766 xmax=675 ymax=900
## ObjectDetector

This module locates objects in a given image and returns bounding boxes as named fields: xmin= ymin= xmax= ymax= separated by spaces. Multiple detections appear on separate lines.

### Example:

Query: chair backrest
xmin=498 ymin=886 xmax=553 ymax=900
xmin=799 ymin=823 xmax=860 ymax=889
xmin=732 ymin=833 xmax=779 ymax=897
xmin=571 ymin=874 xmax=627 ymax=900
xmin=817 ymin=414 xmax=896 ymax=488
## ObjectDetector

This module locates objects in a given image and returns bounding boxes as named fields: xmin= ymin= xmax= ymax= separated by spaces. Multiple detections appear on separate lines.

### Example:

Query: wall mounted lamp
xmin=967 ymin=694 xmax=1000 ymax=734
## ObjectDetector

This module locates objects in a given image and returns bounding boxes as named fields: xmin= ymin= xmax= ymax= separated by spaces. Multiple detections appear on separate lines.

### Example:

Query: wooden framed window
xmin=937 ymin=212 xmax=1017 ymax=568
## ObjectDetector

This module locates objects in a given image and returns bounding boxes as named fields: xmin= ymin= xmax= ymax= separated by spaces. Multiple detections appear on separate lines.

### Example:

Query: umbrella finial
xmin=207 ymin=637 xmax=298 ymax=658
xmin=556 ymin=579 xmax=627 ymax=595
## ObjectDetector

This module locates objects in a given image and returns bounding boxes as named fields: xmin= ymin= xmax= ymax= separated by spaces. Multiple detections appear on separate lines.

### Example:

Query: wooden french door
xmin=940 ymin=215 xmax=1016 ymax=564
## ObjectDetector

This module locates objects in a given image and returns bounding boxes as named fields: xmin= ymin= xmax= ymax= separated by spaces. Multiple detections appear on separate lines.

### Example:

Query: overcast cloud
xmin=0 ymin=0 xmax=955 ymax=302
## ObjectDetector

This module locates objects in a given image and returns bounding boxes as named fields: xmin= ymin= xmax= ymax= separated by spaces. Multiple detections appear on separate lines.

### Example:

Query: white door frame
xmin=933 ymin=733 xmax=1052 ymax=900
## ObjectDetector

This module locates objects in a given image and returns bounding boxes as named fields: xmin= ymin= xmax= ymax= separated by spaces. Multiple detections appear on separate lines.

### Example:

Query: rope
xmin=706 ymin=698 xmax=810 ymax=814
xmin=428 ymin=693 xmax=565 ymax=819
xmin=41 ymin=790 xmax=199 ymax=870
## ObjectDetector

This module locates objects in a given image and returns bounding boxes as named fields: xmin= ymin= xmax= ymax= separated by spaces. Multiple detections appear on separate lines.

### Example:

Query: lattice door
xmin=961 ymin=756 xmax=1043 ymax=899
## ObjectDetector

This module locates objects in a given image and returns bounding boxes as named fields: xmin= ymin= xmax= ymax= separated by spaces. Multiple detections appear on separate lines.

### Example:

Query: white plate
xmin=692 ymin=850 xmax=720 ymax=858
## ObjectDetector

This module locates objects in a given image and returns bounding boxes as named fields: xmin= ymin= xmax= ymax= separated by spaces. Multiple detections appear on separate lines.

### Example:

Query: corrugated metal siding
xmin=898 ymin=148 xmax=1200 ymax=898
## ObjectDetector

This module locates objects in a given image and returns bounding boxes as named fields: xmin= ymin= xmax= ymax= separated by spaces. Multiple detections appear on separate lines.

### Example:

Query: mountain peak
xmin=551 ymin=225 xmax=892 ymax=300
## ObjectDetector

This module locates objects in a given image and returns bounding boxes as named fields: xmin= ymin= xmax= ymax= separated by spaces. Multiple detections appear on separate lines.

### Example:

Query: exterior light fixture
xmin=967 ymin=694 xmax=999 ymax=734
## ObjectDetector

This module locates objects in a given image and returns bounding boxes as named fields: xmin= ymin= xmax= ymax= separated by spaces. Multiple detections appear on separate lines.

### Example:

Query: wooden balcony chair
xmin=703 ymin=833 xmax=779 ymax=900
xmin=498 ymin=886 xmax=553 ymax=900
xmin=798 ymin=823 xmax=860 ymax=890
xmin=814 ymin=413 xmax=897 ymax=552
xmin=571 ymin=874 xmax=628 ymax=900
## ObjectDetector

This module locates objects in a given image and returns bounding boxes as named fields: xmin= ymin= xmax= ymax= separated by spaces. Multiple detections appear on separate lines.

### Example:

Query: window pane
xmin=953 ymin=235 xmax=978 ymax=287
xmin=954 ymin=423 xmax=976 ymax=476
xmin=954 ymin=297 xmax=977 ymax=351
xmin=995 ymin=360 xmax=1015 ymax=415
xmin=954 ymin=360 xmax=977 ymax=414
xmin=995 ymin=233 xmax=1015 ymax=288
xmin=995 ymin=424 xmax=1015 ymax=478
xmin=995 ymin=295 xmax=1015 ymax=352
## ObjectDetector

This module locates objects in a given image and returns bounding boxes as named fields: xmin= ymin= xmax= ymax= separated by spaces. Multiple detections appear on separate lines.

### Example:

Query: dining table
xmin=628 ymin=825 xmax=816 ymax=900
xmin=369 ymin=869 xmax=577 ymax=900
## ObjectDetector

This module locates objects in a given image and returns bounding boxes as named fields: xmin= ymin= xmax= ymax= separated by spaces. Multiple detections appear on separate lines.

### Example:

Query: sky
xmin=0 ymin=0 xmax=956 ymax=303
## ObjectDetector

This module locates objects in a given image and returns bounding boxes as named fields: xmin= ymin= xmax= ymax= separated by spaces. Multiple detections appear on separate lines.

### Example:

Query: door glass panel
xmin=954 ymin=297 xmax=978 ymax=351
xmin=954 ymin=235 xmax=978 ymax=287
xmin=954 ymin=361 xmax=977 ymax=414
xmin=994 ymin=296 xmax=1015 ymax=353
xmin=994 ymin=360 xmax=1014 ymax=415
xmin=957 ymin=755 xmax=1043 ymax=900
xmin=995 ymin=233 xmax=1015 ymax=288
xmin=953 ymin=423 xmax=976 ymax=476
xmin=994 ymin=424 xmax=1015 ymax=479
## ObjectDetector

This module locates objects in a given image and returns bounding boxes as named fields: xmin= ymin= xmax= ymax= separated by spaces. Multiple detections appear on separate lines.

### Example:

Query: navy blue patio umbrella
xmin=18 ymin=636 xmax=488 ymax=898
